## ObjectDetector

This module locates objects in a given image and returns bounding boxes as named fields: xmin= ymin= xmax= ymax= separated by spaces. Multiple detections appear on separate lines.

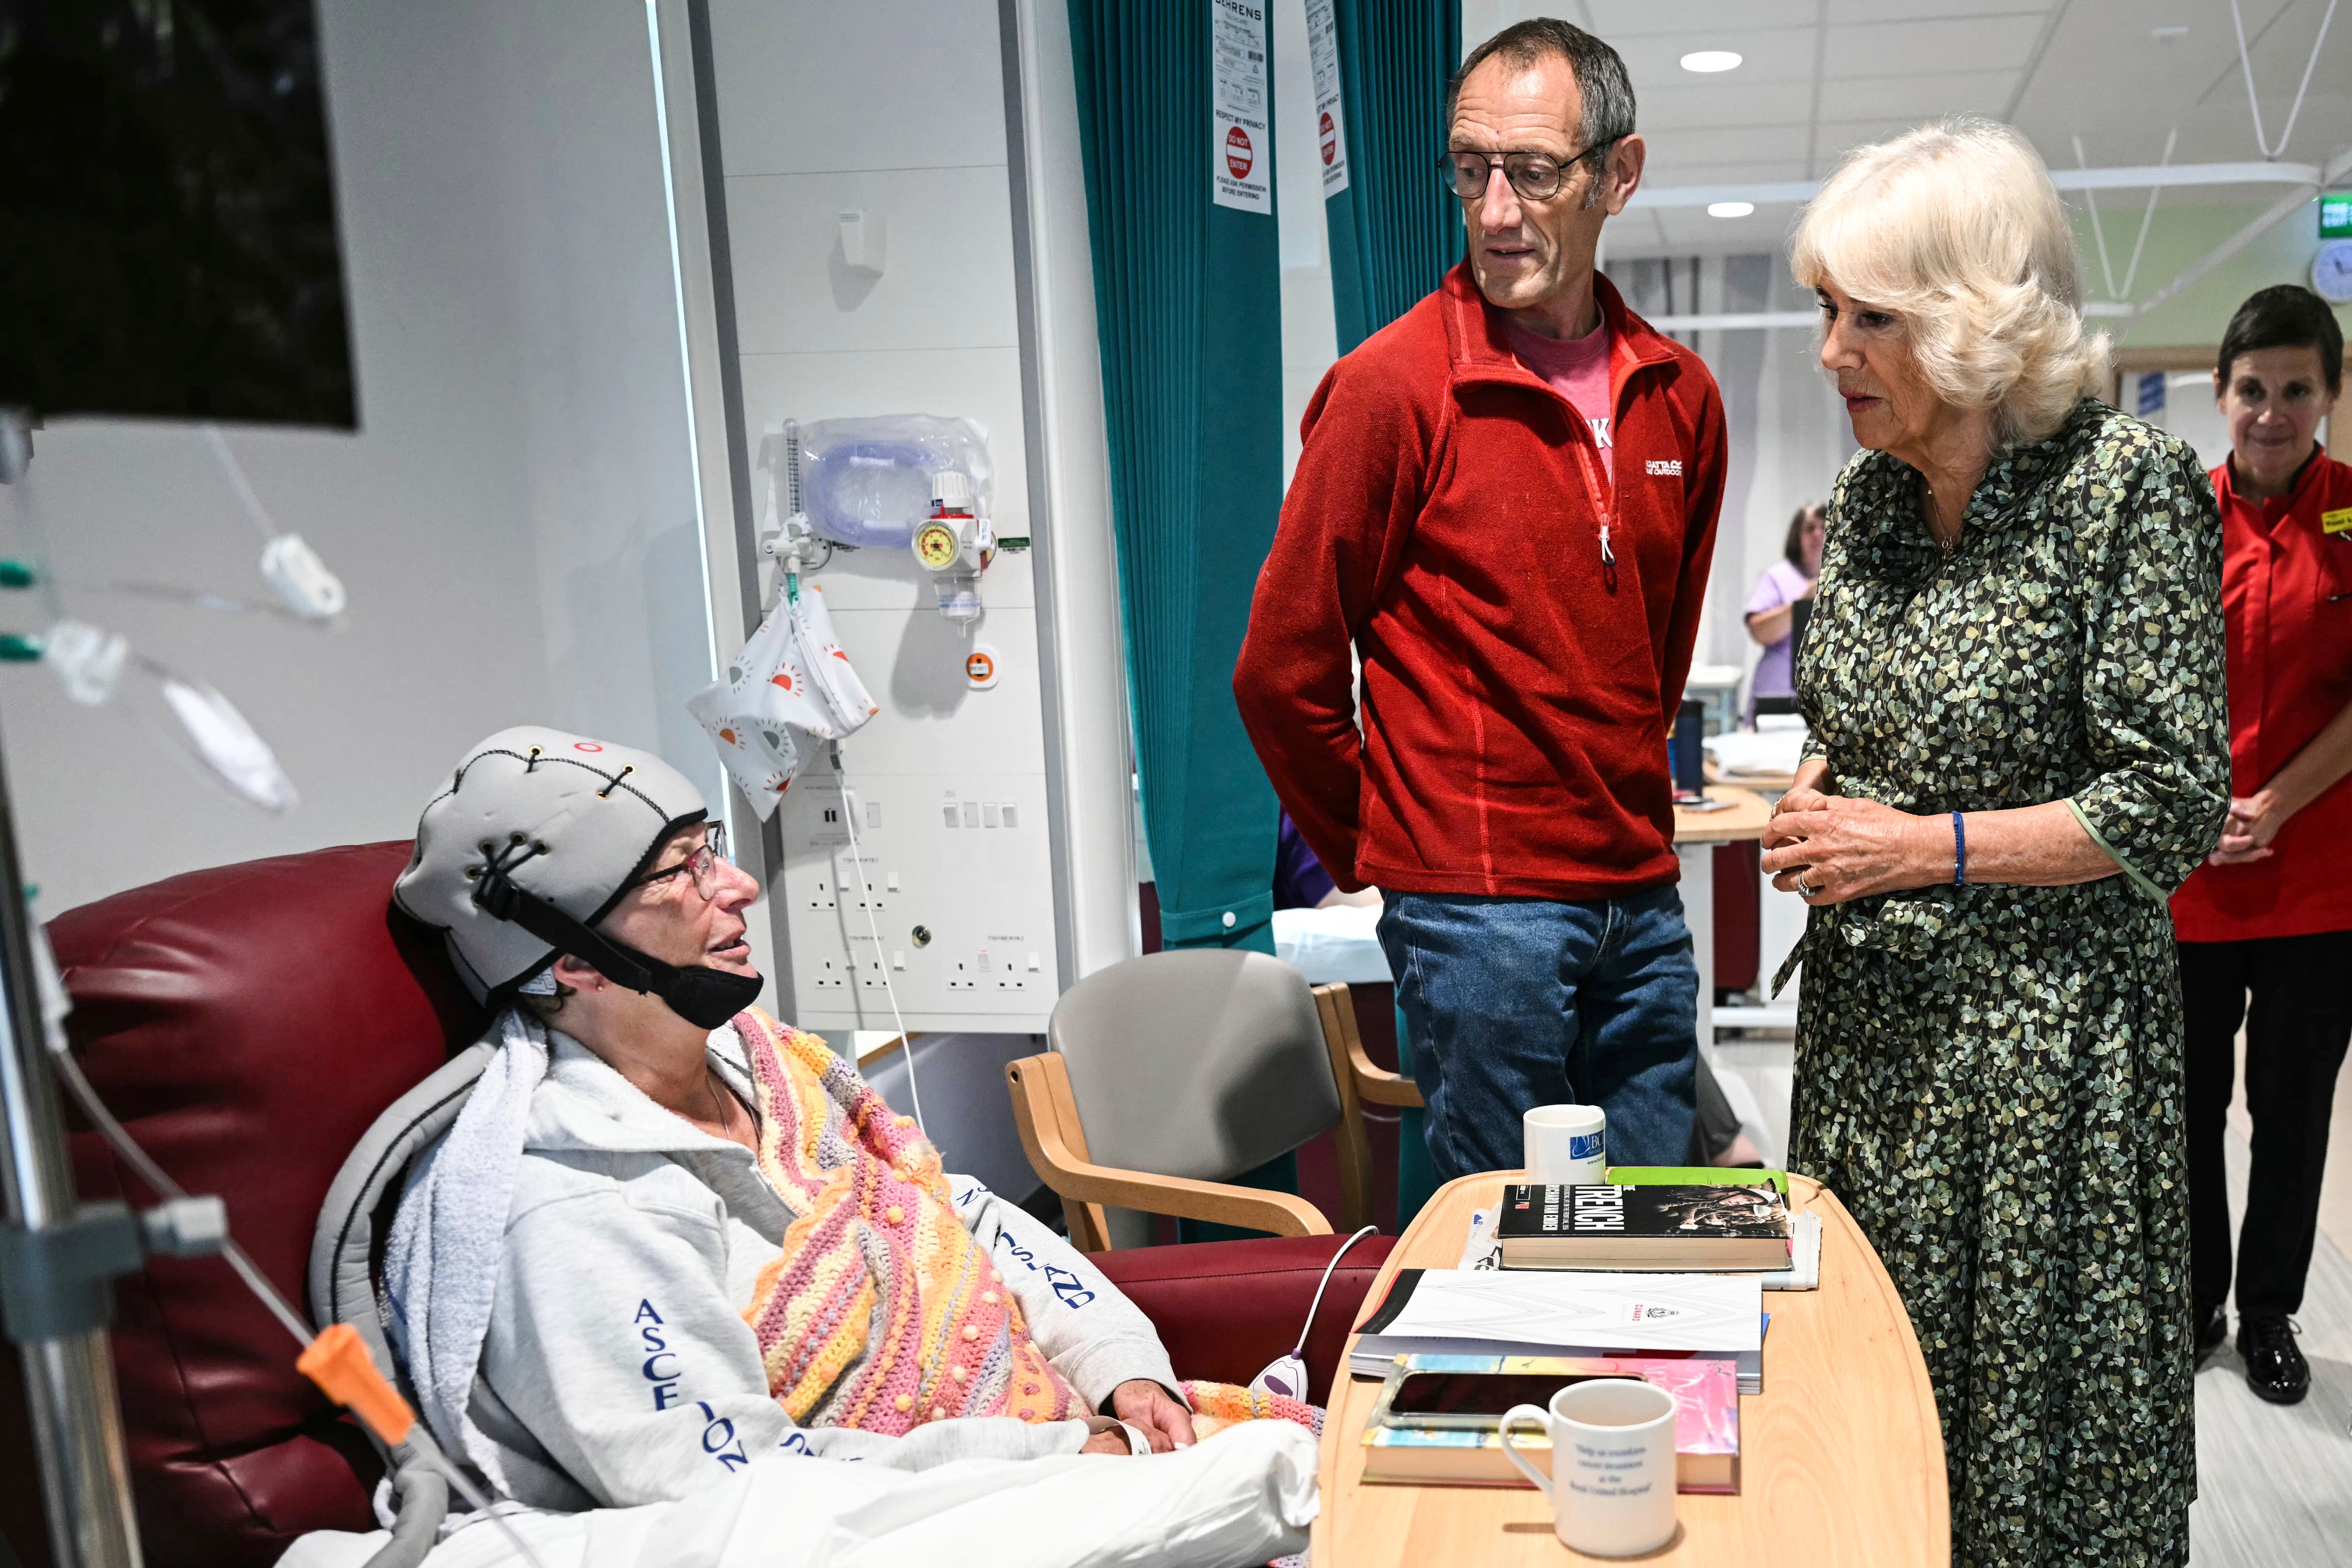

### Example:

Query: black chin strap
xmin=471 ymin=848 xmax=759 ymax=1030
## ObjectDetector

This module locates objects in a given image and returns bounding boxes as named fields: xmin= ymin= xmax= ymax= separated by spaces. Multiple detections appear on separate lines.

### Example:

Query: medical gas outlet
xmin=912 ymin=471 xmax=993 ymax=624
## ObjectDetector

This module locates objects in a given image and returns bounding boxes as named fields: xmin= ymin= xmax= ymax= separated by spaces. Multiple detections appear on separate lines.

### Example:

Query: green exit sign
xmin=2324 ymin=193 xmax=2352 ymax=239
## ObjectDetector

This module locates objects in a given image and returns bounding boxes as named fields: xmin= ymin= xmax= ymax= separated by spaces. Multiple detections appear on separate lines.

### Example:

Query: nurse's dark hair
xmin=1447 ymin=19 xmax=1637 ymax=162
xmin=2217 ymin=284 xmax=2343 ymax=395
xmin=1783 ymin=504 xmax=1824 ymax=570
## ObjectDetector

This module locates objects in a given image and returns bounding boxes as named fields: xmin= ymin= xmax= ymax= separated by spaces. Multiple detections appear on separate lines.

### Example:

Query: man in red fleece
xmin=1234 ymin=20 xmax=1726 ymax=1180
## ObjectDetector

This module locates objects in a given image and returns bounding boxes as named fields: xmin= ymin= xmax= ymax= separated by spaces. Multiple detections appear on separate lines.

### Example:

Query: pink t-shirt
xmin=1504 ymin=314 xmax=1614 ymax=480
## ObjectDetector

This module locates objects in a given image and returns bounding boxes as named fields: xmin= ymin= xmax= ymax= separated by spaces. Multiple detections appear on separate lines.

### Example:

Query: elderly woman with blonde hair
xmin=1759 ymin=118 xmax=2226 ymax=1567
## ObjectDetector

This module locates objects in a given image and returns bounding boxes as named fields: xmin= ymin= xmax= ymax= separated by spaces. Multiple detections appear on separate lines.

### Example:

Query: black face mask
xmin=640 ymin=950 xmax=765 ymax=1029
xmin=471 ymin=857 xmax=762 ymax=1029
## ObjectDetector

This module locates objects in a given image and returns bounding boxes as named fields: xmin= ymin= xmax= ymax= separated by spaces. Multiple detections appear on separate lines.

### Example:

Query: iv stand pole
xmin=0 ymin=409 xmax=145 ymax=1568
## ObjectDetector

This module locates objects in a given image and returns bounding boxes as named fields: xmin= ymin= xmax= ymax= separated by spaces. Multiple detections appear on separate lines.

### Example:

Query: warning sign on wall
xmin=1305 ymin=0 xmax=1348 ymax=198
xmin=1211 ymin=0 xmax=1270 ymax=214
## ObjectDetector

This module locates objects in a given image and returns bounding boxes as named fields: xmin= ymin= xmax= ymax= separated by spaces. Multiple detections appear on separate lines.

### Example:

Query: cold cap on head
xmin=397 ymin=727 xmax=708 ymax=1003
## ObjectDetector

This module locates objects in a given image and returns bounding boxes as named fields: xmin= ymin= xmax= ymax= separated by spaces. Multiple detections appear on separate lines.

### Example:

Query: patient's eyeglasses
xmin=627 ymin=822 xmax=730 ymax=901
xmin=1437 ymin=140 xmax=1619 ymax=203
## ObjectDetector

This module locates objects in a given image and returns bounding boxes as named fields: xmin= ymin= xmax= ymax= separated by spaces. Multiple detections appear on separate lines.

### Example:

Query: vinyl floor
xmin=2191 ymin=1113 xmax=2352 ymax=1567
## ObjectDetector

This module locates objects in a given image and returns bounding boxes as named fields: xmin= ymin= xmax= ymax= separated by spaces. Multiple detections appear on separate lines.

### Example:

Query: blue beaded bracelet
xmin=1952 ymin=810 xmax=1967 ymax=887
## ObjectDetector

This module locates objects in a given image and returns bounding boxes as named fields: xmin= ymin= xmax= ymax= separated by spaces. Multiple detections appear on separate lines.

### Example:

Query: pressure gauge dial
xmin=913 ymin=520 xmax=962 ymax=571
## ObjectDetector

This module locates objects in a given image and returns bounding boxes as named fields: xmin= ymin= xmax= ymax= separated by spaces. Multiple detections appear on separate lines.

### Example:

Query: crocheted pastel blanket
xmin=731 ymin=1010 xmax=1319 ymax=1442
xmin=735 ymin=1010 xmax=1081 ymax=1431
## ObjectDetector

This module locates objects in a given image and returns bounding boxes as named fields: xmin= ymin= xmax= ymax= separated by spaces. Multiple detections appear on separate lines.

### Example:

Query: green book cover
xmin=1604 ymin=1164 xmax=1789 ymax=1198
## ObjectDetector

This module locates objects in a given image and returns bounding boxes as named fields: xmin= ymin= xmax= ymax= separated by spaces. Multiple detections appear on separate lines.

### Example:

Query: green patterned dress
xmin=1778 ymin=400 xmax=2228 ymax=1568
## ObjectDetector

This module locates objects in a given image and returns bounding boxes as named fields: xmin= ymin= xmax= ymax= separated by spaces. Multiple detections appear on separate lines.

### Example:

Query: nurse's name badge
xmin=2323 ymin=506 xmax=2352 ymax=537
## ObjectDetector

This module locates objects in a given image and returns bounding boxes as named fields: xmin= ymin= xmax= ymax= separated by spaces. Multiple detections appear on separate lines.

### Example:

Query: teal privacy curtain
xmin=1068 ymin=0 xmax=1284 ymax=958
xmin=1318 ymin=0 xmax=1462 ymax=355
xmin=1312 ymin=0 xmax=1460 ymax=1224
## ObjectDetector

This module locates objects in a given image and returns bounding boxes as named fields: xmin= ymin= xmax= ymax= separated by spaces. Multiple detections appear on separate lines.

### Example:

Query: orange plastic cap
xmin=298 ymin=1323 xmax=415 ymax=1446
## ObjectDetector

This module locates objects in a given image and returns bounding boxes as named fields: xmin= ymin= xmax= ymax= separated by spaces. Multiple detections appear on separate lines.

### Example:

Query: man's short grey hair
xmin=1447 ymin=18 xmax=1638 ymax=185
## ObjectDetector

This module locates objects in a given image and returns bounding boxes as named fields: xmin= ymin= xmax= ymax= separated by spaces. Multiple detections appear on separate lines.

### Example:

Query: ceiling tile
xmin=1648 ymin=159 xmax=1818 ymax=184
xmin=1638 ymin=79 xmax=1821 ymax=131
xmin=1811 ymin=117 xmax=1948 ymax=159
xmin=1568 ymin=0 xmax=1821 ymax=39
xmin=1822 ymin=14 xmax=2047 ymax=77
xmin=1816 ymin=71 xmax=2018 ymax=122
xmin=1825 ymin=0 xmax=2050 ymax=22
xmin=1612 ymin=26 xmax=1821 ymax=88
xmin=1640 ymin=125 xmax=1815 ymax=165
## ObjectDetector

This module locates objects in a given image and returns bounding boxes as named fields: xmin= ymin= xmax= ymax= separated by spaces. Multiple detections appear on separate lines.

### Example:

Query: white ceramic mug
xmin=1498 ymin=1378 xmax=1678 ymax=1558
xmin=1523 ymin=1103 xmax=1607 ymax=1187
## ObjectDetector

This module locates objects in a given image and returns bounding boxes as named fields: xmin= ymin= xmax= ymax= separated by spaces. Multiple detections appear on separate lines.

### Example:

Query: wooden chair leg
xmin=1314 ymin=985 xmax=1378 ymax=1232
xmin=1037 ymin=1056 xmax=1113 ymax=1252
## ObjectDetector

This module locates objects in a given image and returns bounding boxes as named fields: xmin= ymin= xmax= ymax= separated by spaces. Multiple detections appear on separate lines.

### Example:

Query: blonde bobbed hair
xmin=1791 ymin=117 xmax=2111 ymax=448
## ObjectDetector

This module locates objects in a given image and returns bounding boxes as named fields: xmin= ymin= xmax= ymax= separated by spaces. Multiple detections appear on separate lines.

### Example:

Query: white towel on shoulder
xmin=382 ymin=1007 xmax=551 ymax=1493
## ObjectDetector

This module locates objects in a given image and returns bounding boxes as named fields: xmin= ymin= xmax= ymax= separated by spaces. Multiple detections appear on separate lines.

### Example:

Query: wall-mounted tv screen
xmin=0 ymin=0 xmax=356 ymax=428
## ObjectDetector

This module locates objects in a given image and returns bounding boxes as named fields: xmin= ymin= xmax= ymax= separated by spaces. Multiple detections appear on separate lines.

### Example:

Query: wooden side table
xmin=1312 ymin=1172 xmax=1950 ymax=1566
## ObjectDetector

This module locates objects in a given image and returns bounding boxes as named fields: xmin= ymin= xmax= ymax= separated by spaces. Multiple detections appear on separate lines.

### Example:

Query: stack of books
xmin=1351 ymin=1268 xmax=1767 ymax=1394
xmin=1359 ymin=1352 xmax=1742 ymax=1493
xmin=1497 ymin=1182 xmax=1793 ymax=1272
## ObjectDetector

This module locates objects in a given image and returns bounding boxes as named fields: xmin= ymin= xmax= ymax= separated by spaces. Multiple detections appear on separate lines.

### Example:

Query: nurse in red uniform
xmin=2172 ymin=284 xmax=2352 ymax=1407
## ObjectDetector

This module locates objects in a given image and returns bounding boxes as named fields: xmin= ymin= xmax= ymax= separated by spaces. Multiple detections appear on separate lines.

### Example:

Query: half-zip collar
xmin=1441 ymin=265 xmax=1679 ymax=574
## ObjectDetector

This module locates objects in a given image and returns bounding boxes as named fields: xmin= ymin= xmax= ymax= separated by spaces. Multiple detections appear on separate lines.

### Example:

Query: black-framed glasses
xmin=1437 ymin=139 xmax=1619 ymax=202
xmin=627 ymin=822 xmax=730 ymax=900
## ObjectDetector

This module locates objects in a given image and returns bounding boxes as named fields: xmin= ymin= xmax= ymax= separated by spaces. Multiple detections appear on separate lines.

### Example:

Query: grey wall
xmin=5 ymin=0 xmax=724 ymax=919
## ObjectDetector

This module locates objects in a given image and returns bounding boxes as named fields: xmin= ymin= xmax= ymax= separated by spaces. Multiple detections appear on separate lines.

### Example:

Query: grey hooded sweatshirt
xmin=452 ymin=1031 xmax=1180 ymax=1512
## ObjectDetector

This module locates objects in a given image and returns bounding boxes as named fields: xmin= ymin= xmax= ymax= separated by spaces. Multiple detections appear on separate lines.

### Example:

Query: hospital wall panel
xmin=708 ymin=0 xmax=1068 ymax=1037
xmin=810 ymin=608 xmax=1050 ymax=782
xmin=723 ymin=166 xmax=1021 ymax=357
xmin=733 ymin=344 xmax=1038 ymax=601
xmin=707 ymin=0 xmax=1008 ymax=179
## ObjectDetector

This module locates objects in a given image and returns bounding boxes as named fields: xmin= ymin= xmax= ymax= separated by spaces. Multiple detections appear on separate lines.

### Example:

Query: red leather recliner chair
xmin=0 ymin=843 xmax=1391 ymax=1567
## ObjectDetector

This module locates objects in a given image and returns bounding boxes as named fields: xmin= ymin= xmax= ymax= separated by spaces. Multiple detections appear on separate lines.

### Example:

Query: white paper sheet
xmin=1373 ymin=1269 xmax=1763 ymax=1353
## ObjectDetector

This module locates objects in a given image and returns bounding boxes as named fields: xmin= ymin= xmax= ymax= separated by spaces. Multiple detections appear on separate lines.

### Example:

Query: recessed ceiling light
xmin=2151 ymin=24 xmax=2189 ymax=41
xmin=1707 ymin=201 xmax=1755 ymax=218
xmin=1681 ymin=50 xmax=1743 ymax=73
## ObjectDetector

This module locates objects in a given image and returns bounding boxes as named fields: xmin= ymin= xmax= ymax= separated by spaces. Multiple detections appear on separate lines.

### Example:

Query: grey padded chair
xmin=1006 ymin=949 xmax=1419 ymax=1250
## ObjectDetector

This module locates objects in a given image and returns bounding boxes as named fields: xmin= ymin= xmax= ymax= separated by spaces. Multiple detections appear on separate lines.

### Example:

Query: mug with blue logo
xmin=1523 ymin=1104 xmax=1607 ymax=1187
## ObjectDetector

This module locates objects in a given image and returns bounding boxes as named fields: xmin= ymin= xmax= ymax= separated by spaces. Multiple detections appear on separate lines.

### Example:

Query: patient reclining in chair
xmin=288 ymin=728 xmax=1315 ymax=1568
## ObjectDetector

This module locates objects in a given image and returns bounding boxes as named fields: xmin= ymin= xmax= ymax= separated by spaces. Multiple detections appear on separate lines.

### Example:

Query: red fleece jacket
xmin=1234 ymin=265 xmax=1726 ymax=900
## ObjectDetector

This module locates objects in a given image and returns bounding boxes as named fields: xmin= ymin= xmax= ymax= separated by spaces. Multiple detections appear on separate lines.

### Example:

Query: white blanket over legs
xmin=280 ymin=1419 xmax=1318 ymax=1568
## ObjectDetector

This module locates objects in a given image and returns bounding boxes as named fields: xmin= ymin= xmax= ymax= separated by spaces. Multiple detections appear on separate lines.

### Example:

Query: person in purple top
xmin=1743 ymin=503 xmax=1825 ymax=720
xmin=1274 ymin=812 xmax=1380 ymax=911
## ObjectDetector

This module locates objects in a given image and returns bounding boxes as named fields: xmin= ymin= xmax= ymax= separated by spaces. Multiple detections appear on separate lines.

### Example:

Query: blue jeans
xmin=1378 ymin=885 xmax=1699 ymax=1182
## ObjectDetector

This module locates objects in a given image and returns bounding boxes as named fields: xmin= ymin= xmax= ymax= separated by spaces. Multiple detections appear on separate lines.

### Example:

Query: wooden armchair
xmin=1005 ymin=949 xmax=1422 ymax=1251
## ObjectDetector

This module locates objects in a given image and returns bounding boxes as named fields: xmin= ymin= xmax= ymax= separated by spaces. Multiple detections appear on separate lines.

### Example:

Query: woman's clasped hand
xmin=1759 ymin=781 xmax=1949 ymax=905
